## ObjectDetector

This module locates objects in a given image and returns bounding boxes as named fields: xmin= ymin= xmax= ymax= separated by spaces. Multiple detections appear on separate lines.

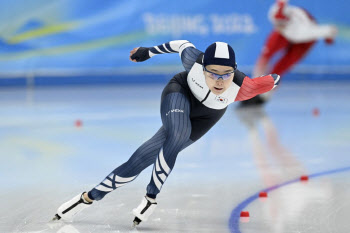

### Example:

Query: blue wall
xmin=0 ymin=0 xmax=349 ymax=86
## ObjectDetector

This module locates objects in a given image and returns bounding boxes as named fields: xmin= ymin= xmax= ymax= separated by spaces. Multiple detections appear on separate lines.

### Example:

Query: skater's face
xmin=204 ymin=64 xmax=235 ymax=95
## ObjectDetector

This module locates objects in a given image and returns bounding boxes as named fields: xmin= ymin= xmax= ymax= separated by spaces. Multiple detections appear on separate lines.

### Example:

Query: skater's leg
xmin=88 ymin=127 xmax=167 ymax=201
xmin=252 ymin=31 xmax=289 ymax=78
xmin=271 ymin=41 xmax=316 ymax=76
xmin=258 ymin=41 xmax=316 ymax=102
xmin=241 ymin=31 xmax=288 ymax=106
xmin=132 ymin=92 xmax=192 ymax=223
xmin=53 ymin=127 xmax=167 ymax=221
xmin=146 ymin=92 xmax=192 ymax=198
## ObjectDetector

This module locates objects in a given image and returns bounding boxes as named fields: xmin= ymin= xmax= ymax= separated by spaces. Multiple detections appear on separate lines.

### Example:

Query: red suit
xmin=242 ymin=0 xmax=337 ymax=106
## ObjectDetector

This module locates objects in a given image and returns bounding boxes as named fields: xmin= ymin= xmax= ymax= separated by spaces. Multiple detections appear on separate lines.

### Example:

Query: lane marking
xmin=229 ymin=166 xmax=350 ymax=233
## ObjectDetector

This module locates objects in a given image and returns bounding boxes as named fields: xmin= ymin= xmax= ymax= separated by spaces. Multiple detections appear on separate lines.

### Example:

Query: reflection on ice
xmin=1 ymin=84 xmax=350 ymax=233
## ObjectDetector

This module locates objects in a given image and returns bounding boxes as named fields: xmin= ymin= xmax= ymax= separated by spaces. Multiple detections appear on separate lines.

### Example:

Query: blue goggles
xmin=203 ymin=67 xmax=234 ymax=80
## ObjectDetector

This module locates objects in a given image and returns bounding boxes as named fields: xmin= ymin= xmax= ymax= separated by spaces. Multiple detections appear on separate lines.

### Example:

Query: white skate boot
xmin=52 ymin=192 xmax=92 ymax=222
xmin=132 ymin=196 xmax=157 ymax=227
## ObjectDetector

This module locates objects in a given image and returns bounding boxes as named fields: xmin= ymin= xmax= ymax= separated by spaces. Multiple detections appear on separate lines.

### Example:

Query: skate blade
xmin=51 ymin=214 xmax=61 ymax=221
xmin=132 ymin=217 xmax=141 ymax=228
xmin=132 ymin=221 xmax=139 ymax=228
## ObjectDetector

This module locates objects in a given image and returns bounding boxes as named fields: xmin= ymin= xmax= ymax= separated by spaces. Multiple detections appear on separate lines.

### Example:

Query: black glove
xmin=130 ymin=47 xmax=151 ymax=62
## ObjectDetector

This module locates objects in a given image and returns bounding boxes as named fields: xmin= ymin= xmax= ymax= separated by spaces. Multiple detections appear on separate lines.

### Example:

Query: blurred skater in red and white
xmin=241 ymin=0 xmax=338 ymax=106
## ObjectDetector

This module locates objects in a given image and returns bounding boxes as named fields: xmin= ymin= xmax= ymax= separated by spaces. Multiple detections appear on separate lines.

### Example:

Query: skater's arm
xmin=283 ymin=21 xmax=337 ymax=43
xmin=129 ymin=40 xmax=202 ymax=72
xmin=234 ymin=74 xmax=280 ymax=101
xmin=269 ymin=5 xmax=338 ymax=43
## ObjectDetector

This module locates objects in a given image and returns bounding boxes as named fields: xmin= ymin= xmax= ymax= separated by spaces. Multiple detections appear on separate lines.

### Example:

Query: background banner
xmin=0 ymin=0 xmax=349 ymax=84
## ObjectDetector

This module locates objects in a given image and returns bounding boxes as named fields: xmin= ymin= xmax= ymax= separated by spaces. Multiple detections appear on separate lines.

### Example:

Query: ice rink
xmin=1 ymin=81 xmax=350 ymax=233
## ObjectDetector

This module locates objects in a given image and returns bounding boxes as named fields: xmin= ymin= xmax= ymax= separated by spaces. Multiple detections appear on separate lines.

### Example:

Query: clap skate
xmin=52 ymin=192 xmax=92 ymax=222
xmin=132 ymin=196 xmax=157 ymax=227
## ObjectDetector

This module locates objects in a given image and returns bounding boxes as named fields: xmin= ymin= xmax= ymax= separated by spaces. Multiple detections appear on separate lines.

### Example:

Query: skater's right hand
xmin=325 ymin=26 xmax=338 ymax=45
xmin=130 ymin=47 xmax=151 ymax=62
xmin=269 ymin=73 xmax=280 ymax=89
